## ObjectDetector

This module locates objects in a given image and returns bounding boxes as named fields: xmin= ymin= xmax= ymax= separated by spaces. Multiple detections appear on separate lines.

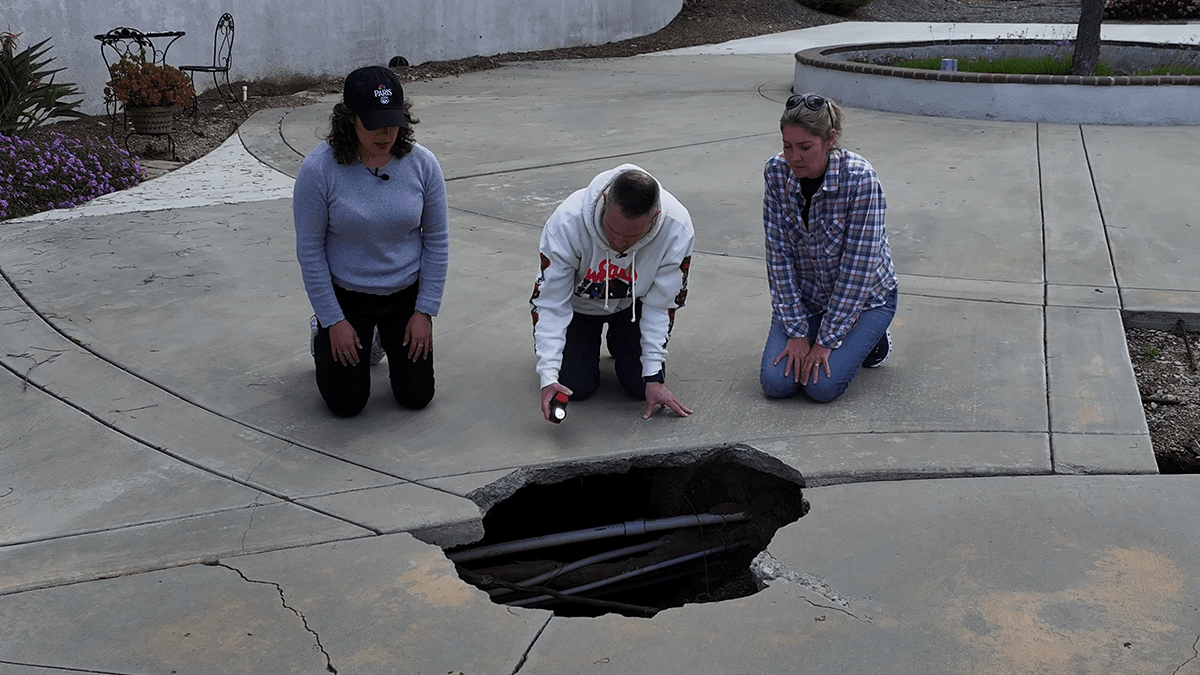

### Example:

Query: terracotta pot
xmin=126 ymin=105 xmax=174 ymax=135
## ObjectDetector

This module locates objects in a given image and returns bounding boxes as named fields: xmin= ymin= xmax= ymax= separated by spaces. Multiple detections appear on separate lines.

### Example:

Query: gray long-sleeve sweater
xmin=293 ymin=141 xmax=449 ymax=327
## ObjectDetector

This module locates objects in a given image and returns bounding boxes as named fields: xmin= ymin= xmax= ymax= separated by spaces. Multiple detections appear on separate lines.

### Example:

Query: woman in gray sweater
xmin=294 ymin=65 xmax=449 ymax=416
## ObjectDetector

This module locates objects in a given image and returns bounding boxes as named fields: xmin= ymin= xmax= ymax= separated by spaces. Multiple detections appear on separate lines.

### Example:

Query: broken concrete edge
xmin=1122 ymin=309 xmax=1200 ymax=333
xmin=462 ymin=442 xmax=808 ymax=516
xmin=1053 ymin=462 xmax=1159 ymax=476
xmin=801 ymin=466 xmax=1055 ymax=488
xmin=403 ymin=443 xmax=812 ymax=552
xmin=750 ymin=550 xmax=851 ymax=607
xmin=409 ymin=520 xmax=486 ymax=549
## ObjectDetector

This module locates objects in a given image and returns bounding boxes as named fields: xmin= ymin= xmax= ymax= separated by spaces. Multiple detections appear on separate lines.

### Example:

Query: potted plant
xmin=105 ymin=52 xmax=194 ymax=134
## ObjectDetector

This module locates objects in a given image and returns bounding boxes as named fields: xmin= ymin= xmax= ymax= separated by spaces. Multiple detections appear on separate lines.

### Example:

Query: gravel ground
xmin=37 ymin=0 xmax=1200 ymax=473
xmin=1127 ymin=326 xmax=1200 ymax=473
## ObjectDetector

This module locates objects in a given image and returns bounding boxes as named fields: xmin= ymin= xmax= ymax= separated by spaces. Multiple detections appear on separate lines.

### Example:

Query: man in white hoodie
xmin=531 ymin=165 xmax=695 ymax=421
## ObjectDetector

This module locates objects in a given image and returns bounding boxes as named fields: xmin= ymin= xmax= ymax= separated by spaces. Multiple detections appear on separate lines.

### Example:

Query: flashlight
xmin=549 ymin=391 xmax=569 ymax=423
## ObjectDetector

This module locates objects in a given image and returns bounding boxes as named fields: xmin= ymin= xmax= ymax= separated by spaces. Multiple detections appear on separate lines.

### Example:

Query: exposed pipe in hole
xmin=506 ymin=540 xmax=750 ymax=607
xmin=448 ymin=512 xmax=747 ymax=563
xmin=458 ymin=568 xmax=660 ymax=617
xmin=488 ymin=539 xmax=664 ymax=597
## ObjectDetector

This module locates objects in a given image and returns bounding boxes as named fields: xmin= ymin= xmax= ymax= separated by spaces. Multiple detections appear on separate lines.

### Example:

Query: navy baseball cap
xmin=343 ymin=65 xmax=409 ymax=129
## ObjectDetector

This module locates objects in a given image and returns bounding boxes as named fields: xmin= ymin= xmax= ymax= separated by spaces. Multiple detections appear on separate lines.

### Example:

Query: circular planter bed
xmin=794 ymin=39 xmax=1200 ymax=125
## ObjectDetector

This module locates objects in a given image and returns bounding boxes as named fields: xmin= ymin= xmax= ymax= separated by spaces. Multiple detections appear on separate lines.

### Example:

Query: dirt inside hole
xmin=1125 ymin=320 xmax=1200 ymax=474
xmin=447 ymin=450 xmax=808 ymax=618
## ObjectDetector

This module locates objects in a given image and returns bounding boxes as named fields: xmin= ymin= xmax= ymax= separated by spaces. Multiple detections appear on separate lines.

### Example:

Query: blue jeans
xmin=760 ymin=288 xmax=897 ymax=403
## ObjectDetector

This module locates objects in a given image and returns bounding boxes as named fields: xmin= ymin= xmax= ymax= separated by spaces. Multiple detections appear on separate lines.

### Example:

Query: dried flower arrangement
xmin=106 ymin=53 xmax=194 ymax=108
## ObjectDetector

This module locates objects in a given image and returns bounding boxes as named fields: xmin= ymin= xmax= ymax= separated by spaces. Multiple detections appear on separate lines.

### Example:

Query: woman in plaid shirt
xmin=760 ymin=93 xmax=898 ymax=403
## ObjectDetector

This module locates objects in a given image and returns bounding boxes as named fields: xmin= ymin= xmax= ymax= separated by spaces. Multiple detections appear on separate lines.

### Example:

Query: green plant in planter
xmin=106 ymin=53 xmax=195 ymax=108
xmin=0 ymin=32 xmax=83 ymax=132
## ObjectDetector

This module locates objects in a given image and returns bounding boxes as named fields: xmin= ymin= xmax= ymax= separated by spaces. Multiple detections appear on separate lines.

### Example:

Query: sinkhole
xmin=445 ymin=444 xmax=808 ymax=618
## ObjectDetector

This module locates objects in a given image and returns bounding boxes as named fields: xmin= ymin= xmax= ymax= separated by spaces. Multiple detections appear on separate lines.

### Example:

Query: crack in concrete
xmin=239 ymin=455 xmax=275 ymax=552
xmin=0 ymin=659 xmax=141 ymax=674
xmin=217 ymin=563 xmax=339 ymax=674
xmin=240 ymin=494 xmax=264 ymax=554
xmin=1 ymin=411 xmax=56 ymax=453
xmin=6 ymin=346 xmax=65 ymax=390
xmin=509 ymin=612 xmax=553 ymax=675
xmin=1172 ymin=633 xmax=1200 ymax=675
xmin=751 ymin=551 xmax=870 ymax=622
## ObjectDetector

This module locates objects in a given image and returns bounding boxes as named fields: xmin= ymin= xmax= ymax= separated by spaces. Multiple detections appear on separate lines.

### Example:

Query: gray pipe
xmin=449 ymin=512 xmax=746 ymax=563
xmin=489 ymin=540 xmax=664 ymax=598
xmin=507 ymin=539 xmax=750 ymax=607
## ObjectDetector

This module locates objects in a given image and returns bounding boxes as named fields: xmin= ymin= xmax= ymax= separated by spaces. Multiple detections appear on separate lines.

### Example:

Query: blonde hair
xmin=780 ymin=94 xmax=844 ymax=149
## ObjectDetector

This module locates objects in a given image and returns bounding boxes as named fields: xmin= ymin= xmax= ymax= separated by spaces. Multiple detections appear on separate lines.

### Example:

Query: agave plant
xmin=0 ymin=32 xmax=83 ymax=133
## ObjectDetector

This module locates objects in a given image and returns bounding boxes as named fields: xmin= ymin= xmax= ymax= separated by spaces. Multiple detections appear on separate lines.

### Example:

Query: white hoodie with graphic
xmin=530 ymin=164 xmax=695 ymax=389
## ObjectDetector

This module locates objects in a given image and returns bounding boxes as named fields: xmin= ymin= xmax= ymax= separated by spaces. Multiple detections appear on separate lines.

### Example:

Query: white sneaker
xmin=369 ymin=327 xmax=386 ymax=365
xmin=309 ymin=315 xmax=318 ymax=357
xmin=863 ymin=329 xmax=892 ymax=368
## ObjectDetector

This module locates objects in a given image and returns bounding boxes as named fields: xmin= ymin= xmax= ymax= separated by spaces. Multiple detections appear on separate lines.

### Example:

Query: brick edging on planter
xmin=796 ymin=39 xmax=1200 ymax=86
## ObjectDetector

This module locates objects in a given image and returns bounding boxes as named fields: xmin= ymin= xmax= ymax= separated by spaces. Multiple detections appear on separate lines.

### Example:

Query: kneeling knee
xmin=327 ymin=397 xmax=368 ymax=417
xmin=395 ymin=388 xmax=434 ymax=410
xmin=805 ymin=382 xmax=845 ymax=404
xmin=760 ymin=372 xmax=797 ymax=399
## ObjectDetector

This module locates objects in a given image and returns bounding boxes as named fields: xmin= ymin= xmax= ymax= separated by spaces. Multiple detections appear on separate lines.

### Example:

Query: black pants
xmin=560 ymin=303 xmax=659 ymax=401
xmin=314 ymin=284 xmax=434 ymax=417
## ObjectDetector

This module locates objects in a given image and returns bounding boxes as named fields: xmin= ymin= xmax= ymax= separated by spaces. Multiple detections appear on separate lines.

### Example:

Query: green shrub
xmin=1105 ymin=0 xmax=1200 ymax=20
xmin=796 ymin=0 xmax=874 ymax=17
xmin=0 ymin=131 xmax=145 ymax=220
xmin=895 ymin=55 xmax=1116 ymax=76
xmin=0 ymin=32 xmax=83 ymax=132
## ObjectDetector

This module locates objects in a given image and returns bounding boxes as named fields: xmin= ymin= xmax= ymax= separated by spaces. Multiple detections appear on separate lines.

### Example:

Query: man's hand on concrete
xmin=644 ymin=381 xmax=692 ymax=419
xmin=541 ymin=382 xmax=573 ymax=422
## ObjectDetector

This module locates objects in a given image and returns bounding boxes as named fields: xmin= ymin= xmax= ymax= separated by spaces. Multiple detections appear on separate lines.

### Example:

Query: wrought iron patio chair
xmin=96 ymin=27 xmax=156 ymax=123
xmin=178 ymin=13 xmax=246 ymax=116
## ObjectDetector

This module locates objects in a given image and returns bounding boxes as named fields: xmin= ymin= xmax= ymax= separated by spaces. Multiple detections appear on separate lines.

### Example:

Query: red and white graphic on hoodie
xmin=531 ymin=252 xmax=551 ymax=326
xmin=576 ymin=257 xmax=637 ymax=300
xmin=530 ymin=253 xmax=690 ymax=332
xmin=668 ymin=255 xmax=692 ymax=333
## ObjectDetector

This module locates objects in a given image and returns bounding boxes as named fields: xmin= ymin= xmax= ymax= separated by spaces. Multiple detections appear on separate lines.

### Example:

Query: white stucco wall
xmin=6 ymin=0 xmax=683 ymax=116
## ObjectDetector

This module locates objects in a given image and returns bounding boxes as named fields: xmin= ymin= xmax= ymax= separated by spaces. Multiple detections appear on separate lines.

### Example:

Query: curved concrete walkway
xmin=3 ymin=23 xmax=1200 ymax=675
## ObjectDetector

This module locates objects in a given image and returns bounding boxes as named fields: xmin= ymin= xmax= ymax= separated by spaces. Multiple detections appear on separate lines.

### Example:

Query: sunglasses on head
xmin=786 ymin=92 xmax=835 ymax=128
xmin=786 ymin=93 xmax=828 ymax=111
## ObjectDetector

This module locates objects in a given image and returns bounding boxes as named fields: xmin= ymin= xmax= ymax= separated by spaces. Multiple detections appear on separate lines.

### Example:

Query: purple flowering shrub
xmin=1105 ymin=0 xmax=1200 ymax=20
xmin=1 ymin=131 xmax=145 ymax=220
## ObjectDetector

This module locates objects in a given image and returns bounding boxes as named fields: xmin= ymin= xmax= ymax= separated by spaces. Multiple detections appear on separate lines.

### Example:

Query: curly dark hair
xmin=325 ymin=99 xmax=419 ymax=165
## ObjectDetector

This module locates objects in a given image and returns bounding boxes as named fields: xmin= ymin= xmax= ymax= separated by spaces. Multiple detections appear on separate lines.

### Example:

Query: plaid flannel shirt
xmin=762 ymin=149 xmax=897 ymax=349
